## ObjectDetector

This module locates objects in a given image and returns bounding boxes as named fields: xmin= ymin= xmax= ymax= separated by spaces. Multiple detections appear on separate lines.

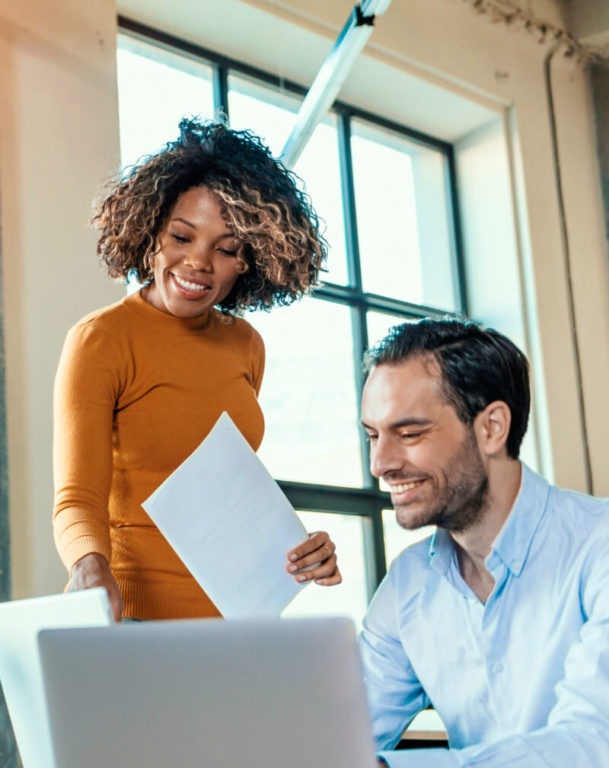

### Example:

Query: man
xmin=359 ymin=318 xmax=609 ymax=767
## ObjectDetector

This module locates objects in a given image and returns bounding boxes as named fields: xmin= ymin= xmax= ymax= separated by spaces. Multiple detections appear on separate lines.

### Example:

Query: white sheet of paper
xmin=142 ymin=412 xmax=309 ymax=618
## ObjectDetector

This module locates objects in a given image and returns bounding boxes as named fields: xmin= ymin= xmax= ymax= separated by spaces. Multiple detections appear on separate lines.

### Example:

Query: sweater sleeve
xmin=52 ymin=320 xmax=123 ymax=571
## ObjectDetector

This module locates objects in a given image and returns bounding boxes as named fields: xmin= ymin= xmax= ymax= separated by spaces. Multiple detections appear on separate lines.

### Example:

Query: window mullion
xmin=337 ymin=109 xmax=385 ymax=593
xmin=337 ymin=110 xmax=362 ymax=291
xmin=446 ymin=145 xmax=468 ymax=315
xmin=212 ymin=63 xmax=229 ymax=121
xmin=337 ymin=111 xmax=375 ymax=489
xmin=365 ymin=508 xmax=387 ymax=596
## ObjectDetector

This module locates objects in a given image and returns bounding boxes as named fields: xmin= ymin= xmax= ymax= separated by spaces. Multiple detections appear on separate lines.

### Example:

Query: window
xmin=117 ymin=39 xmax=215 ymax=169
xmin=117 ymin=20 xmax=465 ymax=627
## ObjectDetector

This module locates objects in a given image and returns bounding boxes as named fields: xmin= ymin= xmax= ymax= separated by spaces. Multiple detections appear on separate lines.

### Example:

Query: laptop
xmin=38 ymin=616 xmax=377 ymax=768
xmin=0 ymin=589 xmax=113 ymax=768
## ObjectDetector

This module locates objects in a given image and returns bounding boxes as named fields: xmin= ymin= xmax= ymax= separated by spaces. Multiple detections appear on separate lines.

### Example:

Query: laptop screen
xmin=0 ymin=589 xmax=113 ymax=768
xmin=38 ymin=616 xmax=377 ymax=768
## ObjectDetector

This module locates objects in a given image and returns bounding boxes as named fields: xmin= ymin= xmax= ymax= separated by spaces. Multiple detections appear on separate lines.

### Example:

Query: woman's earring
xmin=144 ymin=251 xmax=155 ymax=276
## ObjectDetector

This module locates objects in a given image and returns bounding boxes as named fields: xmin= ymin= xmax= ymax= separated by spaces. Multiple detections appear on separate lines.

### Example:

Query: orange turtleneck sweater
xmin=53 ymin=290 xmax=265 ymax=619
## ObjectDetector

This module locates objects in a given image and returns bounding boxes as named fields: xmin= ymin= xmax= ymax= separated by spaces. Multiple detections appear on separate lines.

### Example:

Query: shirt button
xmin=494 ymin=662 xmax=504 ymax=673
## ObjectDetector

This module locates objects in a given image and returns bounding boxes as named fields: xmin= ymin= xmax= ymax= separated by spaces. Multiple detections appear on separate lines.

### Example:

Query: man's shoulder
xmin=548 ymin=480 xmax=609 ymax=521
xmin=522 ymin=463 xmax=609 ymax=526
xmin=386 ymin=535 xmax=435 ymax=580
xmin=539 ymin=479 xmax=609 ymax=563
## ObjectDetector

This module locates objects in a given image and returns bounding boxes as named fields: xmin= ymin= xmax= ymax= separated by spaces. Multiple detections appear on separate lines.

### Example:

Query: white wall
xmin=1 ymin=0 xmax=608 ymax=597
xmin=0 ymin=0 xmax=124 ymax=598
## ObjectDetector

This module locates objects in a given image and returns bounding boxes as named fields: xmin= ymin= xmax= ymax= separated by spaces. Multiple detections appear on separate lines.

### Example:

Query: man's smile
xmin=389 ymin=479 xmax=426 ymax=494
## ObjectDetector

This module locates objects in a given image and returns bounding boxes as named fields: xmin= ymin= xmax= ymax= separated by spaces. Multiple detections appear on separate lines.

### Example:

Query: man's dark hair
xmin=363 ymin=318 xmax=531 ymax=459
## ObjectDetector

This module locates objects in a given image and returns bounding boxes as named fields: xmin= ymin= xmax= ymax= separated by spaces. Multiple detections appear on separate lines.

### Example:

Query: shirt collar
xmin=489 ymin=463 xmax=550 ymax=576
xmin=428 ymin=463 xmax=551 ymax=578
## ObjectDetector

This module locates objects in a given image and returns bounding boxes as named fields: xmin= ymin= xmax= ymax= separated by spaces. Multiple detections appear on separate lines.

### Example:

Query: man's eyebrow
xmin=361 ymin=417 xmax=433 ymax=430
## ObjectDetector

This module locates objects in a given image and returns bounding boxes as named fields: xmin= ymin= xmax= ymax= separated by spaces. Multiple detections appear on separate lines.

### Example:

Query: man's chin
xmin=395 ymin=506 xmax=432 ymax=531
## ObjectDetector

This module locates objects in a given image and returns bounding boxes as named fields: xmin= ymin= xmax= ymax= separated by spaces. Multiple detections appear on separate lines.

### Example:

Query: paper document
xmin=142 ymin=412 xmax=309 ymax=618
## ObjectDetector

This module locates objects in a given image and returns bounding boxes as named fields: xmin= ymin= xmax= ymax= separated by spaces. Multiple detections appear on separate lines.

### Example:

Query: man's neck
xmin=451 ymin=460 xmax=522 ymax=603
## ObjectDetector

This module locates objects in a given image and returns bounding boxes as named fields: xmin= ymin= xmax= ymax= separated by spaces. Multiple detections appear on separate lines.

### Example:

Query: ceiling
xmin=116 ymin=0 xmax=500 ymax=143
xmin=561 ymin=0 xmax=609 ymax=44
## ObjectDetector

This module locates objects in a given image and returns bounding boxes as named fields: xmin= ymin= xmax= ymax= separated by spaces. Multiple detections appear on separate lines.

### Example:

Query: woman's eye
xmin=218 ymin=248 xmax=238 ymax=257
xmin=171 ymin=233 xmax=189 ymax=244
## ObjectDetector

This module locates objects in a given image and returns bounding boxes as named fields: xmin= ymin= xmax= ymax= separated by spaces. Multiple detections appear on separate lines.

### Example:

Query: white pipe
xmin=280 ymin=0 xmax=392 ymax=169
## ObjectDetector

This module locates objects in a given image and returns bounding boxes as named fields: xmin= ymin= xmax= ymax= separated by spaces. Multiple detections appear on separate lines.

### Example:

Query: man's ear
xmin=473 ymin=401 xmax=511 ymax=457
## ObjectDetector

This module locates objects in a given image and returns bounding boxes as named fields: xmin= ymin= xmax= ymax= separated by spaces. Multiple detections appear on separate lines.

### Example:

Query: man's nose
xmin=370 ymin=435 xmax=402 ymax=479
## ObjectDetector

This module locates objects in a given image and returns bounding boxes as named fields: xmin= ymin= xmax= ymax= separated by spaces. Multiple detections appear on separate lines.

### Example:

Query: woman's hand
xmin=69 ymin=552 xmax=123 ymax=622
xmin=286 ymin=530 xmax=342 ymax=586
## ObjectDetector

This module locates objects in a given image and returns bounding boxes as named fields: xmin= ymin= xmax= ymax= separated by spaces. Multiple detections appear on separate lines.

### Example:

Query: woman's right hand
xmin=69 ymin=552 xmax=123 ymax=622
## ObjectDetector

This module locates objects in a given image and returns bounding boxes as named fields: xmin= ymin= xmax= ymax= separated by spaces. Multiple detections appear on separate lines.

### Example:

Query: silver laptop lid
xmin=38 ymin=616 xmax=377 ymax=768
xmin=0 ymin=589 xmax=113 ymax=768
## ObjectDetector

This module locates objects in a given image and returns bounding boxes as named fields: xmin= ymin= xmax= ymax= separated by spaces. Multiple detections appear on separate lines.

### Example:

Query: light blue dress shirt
xmin=360 ymin=464 xmax=609 ymax=767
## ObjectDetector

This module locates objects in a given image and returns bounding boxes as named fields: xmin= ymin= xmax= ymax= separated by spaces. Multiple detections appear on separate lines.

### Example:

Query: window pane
xmin=366 ymin=310 xmax=409 ymax=350
xmin=117 ymin=35 xmax=214 ymax=168
xmin=228 ymin=76 xmax=348 ymax=285
xmin=282 ymin=511 xmax=369 ymax=628
xmin=249 ymin=298 xmax=364 ymax=487
xmin=228 ymin=74 xmax=299 ymax=158
xmin=294 ymin=119 xmax=348 ymax=286
xmin=382 ymin=509 xmax=435 ymax=567
xmin=351 ymin=119 xmax=458 ymax=311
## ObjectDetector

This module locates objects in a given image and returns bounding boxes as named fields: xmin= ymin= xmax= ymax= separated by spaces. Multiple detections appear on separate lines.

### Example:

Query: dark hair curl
xmin=363 ymin=318 xmax=530 ymax=459
xmin=92 ymin=117 xmax=327 ymax=311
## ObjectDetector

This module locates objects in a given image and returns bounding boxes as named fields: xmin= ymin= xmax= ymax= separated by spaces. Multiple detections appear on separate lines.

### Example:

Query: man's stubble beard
xmin=396 ymin=429 xmax=489 ymax=534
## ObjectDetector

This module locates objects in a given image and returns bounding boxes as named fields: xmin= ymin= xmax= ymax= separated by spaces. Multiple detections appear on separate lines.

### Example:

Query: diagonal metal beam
xmin=280 ymin=0 xmax=392 ymax=168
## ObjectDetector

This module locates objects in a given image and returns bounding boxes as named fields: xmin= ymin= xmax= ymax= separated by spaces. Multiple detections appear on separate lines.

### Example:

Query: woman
xmin=53 ymin=117 xmax=341 ymax=622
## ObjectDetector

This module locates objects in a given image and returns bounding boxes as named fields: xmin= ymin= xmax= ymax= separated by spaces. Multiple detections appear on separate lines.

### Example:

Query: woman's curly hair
xmin=92 ymin=117 xmax=327 ymax=311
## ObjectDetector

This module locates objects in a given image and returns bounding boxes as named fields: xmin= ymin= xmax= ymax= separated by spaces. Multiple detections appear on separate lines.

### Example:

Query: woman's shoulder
xmin=70 ymin=293 xmax=133 ymax=333
xmin=62 ymin=295 xmax=142 ymax=360
xmin=213 ymin=311 xmax=264 ymax=344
